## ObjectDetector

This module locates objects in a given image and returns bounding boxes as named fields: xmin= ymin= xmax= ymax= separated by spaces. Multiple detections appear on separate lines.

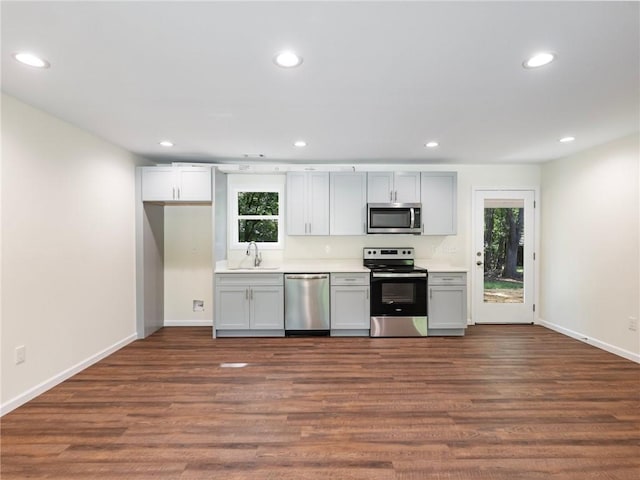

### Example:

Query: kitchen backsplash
xmin=226 ymin=233 xmax=464 ymax=267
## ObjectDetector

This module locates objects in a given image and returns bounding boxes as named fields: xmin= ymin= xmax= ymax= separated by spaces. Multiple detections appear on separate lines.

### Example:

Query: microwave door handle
xmin=410 ymin=208 xmax=415 ymax=229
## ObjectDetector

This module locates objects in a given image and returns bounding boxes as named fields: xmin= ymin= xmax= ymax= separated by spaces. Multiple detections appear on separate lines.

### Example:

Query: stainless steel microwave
xmin=367 ymin=203 xmax=422 ymax=234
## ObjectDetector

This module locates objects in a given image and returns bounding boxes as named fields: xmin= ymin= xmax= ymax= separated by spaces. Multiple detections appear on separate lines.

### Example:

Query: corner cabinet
xmin=286 ymin=172 xmax=329 ymax=235
xmin=367 ymin=172 xmax=421 ymax=203
xmin=330 ymin=273 xmax=370 ymax=336
xmin=428 ymin=272 xmax=467 ymax=336
xmin=141 ymin=166 xmax=212 ymax=202
xmin=329 ymin=172 xmax=367 ymax=235
xmin=420 ymin=172 xmax=457 ymax=235
xmin=215 ymin=273 xmax=284 ymax=337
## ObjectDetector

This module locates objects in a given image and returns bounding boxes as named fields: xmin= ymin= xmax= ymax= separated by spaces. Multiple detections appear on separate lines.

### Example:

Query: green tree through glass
xmin=237 ymin=192 xmax=279 ymax=242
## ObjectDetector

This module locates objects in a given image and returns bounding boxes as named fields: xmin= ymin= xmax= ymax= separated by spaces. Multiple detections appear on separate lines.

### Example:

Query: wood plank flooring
xmin=1 ymin=325 xmax=639 ymax=479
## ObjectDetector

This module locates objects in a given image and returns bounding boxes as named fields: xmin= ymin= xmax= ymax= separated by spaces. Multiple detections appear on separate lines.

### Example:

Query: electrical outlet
xmin=15 ymin=345 xmax=26 ymax=365
xmin=193 ymin=300 xmax=204 ymax=312
xmin=628 ymin=317 xmax=638 ymax=332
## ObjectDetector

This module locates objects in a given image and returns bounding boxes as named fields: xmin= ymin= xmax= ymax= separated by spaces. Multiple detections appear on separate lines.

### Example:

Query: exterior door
xmin=472 ymin=189 xmax=536 ymax=324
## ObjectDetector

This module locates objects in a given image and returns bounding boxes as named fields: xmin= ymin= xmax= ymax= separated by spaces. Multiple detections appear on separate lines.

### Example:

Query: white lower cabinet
xmin=428 ymin=272 xmax=467 ymax=336
xmin=330 ymin=273 xmax=370 ymax=336
xmin=215 ymin=274 xmax=284 ymax=336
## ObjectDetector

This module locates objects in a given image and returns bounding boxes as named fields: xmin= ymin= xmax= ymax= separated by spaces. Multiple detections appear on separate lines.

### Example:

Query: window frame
xmin=229 ymin=186 xmax=284 ymax=250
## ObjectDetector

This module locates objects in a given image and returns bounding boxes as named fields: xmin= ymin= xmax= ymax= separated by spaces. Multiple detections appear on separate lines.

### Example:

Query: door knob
xmin=476 ymin=261 xmax=483 ymax=266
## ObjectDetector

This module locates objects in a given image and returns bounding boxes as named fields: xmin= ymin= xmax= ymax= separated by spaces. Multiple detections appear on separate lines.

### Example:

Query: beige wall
xmin=540 ymin=133 xmax=640 ymax=361
xmin=1 ymin=94 xmax=145 ymax=412
xmin=163 ymin=205 xmax=212 ymax=325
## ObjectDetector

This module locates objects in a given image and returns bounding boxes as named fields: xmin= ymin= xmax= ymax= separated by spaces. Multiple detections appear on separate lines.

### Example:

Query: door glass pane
xmin=483 ymin=199 xmax=524 ymax=303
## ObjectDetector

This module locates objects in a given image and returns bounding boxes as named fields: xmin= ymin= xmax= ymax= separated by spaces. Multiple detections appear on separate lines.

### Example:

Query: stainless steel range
xmin=364 ymin=248 xmax=428 ymax=337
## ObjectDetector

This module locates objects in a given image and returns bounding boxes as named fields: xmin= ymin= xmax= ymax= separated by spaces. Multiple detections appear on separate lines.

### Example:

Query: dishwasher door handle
xmin=285 ymin=274 xmax=328 ymax=280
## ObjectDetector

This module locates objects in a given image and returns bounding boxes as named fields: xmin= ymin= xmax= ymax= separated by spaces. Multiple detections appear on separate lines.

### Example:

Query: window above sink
xmin=228 ymin=175 xmax=285 ymax=250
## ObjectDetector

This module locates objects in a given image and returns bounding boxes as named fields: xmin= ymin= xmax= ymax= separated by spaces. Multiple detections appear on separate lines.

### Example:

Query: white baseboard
xmin=164 ymin=319 xmax=213 ymax=327
xmin=0 ymin=333 xmax=137 ymax=416
xmin=538 ymin=318 xmax=640 ymax=364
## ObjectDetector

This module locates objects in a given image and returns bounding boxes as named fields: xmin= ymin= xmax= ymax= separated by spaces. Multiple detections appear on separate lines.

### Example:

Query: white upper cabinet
xmin=141 ymin=166 xmax=212 ymax=202
xmin=286 ymin=172 xmax=329 ymax=235
xmin=367 ymin=172 xmax=421 ymax=203
xmin=420 ymin=172 xmax=457 ymax=235
xmin=367 ymin=172 xmax=394 ymax=203
xmin=330 ymin=172 xmax=367 ymax=235
xmin=178 ymin=168 xmax=213 ymax=201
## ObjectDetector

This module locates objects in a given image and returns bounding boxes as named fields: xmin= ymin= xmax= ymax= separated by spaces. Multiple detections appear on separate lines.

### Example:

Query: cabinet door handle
xmin=394 ymin=190 xmax=398 ymax=202
xmin=245 ymin=289 xmax=249 ymax=300
xmin=250 ymin=289 xmax=253 ymax=300
xmin=177 ymin=187 xmax=180 ymax=200
xmin=308 ymin=222 xmax=311 ymax=234
xmin=172 ymin=187 xmax=176 ymax=200
xmin=429 ymin=288 xmax=433 ymax=299
xmin=366 ymin=288 xmax=369 ymax=300
xmin=389 ymin=190 xmax=393 ymax=201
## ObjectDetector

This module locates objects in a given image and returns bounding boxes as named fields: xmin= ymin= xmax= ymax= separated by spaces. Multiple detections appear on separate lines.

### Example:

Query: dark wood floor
xmin=1 ymin=325 xmax=639 ymax=479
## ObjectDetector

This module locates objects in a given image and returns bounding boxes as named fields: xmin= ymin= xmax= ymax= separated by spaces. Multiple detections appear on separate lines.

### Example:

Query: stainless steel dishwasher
xmin=284 ymin=273 xmax=330 ymax=336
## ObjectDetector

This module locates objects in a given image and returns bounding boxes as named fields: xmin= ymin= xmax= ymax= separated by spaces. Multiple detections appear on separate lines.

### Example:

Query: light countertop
xmin=415 ymin=261 xmax=468 ymax=273
xmin=215 ymin=259 xmax=467 ymax=274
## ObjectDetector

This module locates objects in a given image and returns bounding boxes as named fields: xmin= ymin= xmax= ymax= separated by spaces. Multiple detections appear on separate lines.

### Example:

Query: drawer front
xmin=216 ymin=273 xmax=284 ymax=286
xmin=429 ymin=272 xmax=467 ymax=286
xmin=331 ymin=272 xmax=370 ymax=286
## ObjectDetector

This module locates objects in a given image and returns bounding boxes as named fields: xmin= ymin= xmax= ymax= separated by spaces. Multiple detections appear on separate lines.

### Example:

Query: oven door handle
xmin=371 ymin=272 xmax=427 ymax=278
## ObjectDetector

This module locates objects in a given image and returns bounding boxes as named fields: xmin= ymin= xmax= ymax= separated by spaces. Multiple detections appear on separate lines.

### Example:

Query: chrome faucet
xmin=246 ymin=241 xmax=262 ymax=267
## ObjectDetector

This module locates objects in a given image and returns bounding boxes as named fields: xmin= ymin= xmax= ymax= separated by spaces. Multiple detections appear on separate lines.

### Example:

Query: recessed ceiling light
xmin=559 ymin=136 xmax=575 ymax=143
xmin=13 ymin=52 xmax=50 ymax=68
xmin=159 ymin=140 xmax=174 ymax=147
xmin=523 ymin=52 xmax=556 ymax=69
xmin=293 ymin=140 xmax=307 ymax=147
xmin=274 ymin=50 xmax=303 ymax=68
xmin=425 ymin=141 xmax=439 ymax=148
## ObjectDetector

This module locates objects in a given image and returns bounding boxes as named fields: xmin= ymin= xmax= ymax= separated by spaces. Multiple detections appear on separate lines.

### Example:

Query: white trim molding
xmin=1 ymin=334 xmax=137 ymax=416
xmin=538 ymin=318 xmax=640 ymax=364
xmin=164 ymin=319 xmax=213 ymax=327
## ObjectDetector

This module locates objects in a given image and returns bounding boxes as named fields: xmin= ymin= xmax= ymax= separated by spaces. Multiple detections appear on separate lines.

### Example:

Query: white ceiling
xmin=2 ymin=1 xmax=639 ymax=165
